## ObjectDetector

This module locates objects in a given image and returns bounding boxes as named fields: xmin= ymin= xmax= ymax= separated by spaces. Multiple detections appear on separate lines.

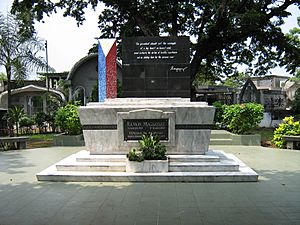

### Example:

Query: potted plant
xmin=53 ymin=104 xmax=84 ymax=146
xmin=126 ymin=134 xmax=168 ymax=173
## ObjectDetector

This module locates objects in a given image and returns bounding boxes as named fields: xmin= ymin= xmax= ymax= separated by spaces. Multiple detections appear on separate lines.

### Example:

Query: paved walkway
xmin=0 ymin=145 xmax=299 ymax=225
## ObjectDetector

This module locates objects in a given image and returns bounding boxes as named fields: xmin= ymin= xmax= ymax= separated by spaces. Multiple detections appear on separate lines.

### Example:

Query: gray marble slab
xmin=79 ymin=98 xmax=215 ymax=155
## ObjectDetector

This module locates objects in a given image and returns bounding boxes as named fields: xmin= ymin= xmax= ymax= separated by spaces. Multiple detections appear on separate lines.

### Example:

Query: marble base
xmin=126 ymin=159 xmax=168 ymax=173
xmin=36 ymin=150 xmax=258 ymax=182
xmin=79 ymin=98 xmax=215 ymax=155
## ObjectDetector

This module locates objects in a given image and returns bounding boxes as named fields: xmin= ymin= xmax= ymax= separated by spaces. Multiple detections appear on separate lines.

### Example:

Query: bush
xmin=19 ymin=116 xmax=34 ymax=134
xmin=54 ymin=104 xmax=82 ymax=135
xmin=273 ymin=116 xmax=300 ymax=148
xmin=127 ymin=134 xmax=167 ymax=161
xmin=292 ymin=89 xmax=300 ymax=113
xmin=7 ymin=106 xmax=26 ymax=136
xmin=212 ymin=101 xmax=224 ymax=126
xmin=34 ymin=112 xmax=47 ymax=132
xmin=19 ymin=116 xmax=34 ymax=128
xmin=45 ymin=112 xmax=56 ymax=132
xmin=222 ymin=103 xmax=264 ymax=134
xmin=127 ymin=148 xmax=144 ymax=162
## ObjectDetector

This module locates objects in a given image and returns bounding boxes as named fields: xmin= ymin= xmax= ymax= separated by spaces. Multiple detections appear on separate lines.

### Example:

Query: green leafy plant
xmin=273 ymin=117 xmax=300 ymax=148
xmin=54 ymin=104 xmax=82 ymax=135
xmin=34 ymin=112 xmax=47 ymax=133
xmin=292 ymin=88 xmax=300 ymax=113
xmin=45 ymin=112 xmax=56 ymax=132
xmin=212 ymin=101 xmax=224 ymax=126
xmin=6 ymin=106 xmax=26 ymax=136
xmin=127 ymin=134 xmax=167 ymax=161
xmin=127 ymin=148 xmax=144 ymax=162
xmin=19 ymin=116 xmax=34 ymax=134
xmin=222 ymin=103 xmax=264 ymax=134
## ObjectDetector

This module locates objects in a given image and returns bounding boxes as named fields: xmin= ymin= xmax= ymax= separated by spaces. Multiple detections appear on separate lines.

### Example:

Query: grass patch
xmin=251 ymin=128 xmax=274 ymax=141
xmin=22 ymin=133 xmax=55 ymax=148
xmin=250 ymin=127 xmax=275 ymax=147
xmin=26 ymin=133 xmax=55 ymax=141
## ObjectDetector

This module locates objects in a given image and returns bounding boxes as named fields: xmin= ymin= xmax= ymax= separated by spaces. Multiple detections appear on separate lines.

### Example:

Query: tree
xmin=11 ymin=0 xmax=300 ymax=84
xmin=0 ymin=13 xmax=50 ymax=110
xmin=222 ymin=72 xmax=249 ymax=88
xmin=287 ymin=17 xmax=300 ymax=82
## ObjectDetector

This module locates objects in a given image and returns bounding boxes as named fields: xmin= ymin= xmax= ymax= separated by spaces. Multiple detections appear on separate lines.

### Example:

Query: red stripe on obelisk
xmin=105 ymin=41 xmax=117 ymax=98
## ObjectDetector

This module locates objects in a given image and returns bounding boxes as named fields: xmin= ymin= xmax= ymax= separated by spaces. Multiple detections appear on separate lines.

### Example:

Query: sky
xmin=0 ymin=0 xmax=299 ymax=79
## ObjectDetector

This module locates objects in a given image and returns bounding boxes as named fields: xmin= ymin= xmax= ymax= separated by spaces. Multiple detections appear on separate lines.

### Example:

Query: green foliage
xmin=11 ymin=1 xmax=300 ymax=81
xmin=45 ymin=112 xmax=56 ymax=131
xmin=192 ymin=64 xmax=220 ymax=87
xmin=0 ymin=72 xmax=7 ymax=81
xmin=7 ymin=106 xmax=26 ymax=136
xmin=0 ymin=12 xmax=52 ymax=108
xmin=289 ymin=68 xmax=300 ymax=82
xmin=19 ymin=116 xmax=34 ymax=128
xmin=273 ymin=117 xmax=300 ymax=148
xmin=212 ymin=101 xmax=224 ymax=125
xmin=34 ymin=112 xmax=47 ymax=128
xmin=292 ymin=88 xmax=300 ymax=113
xmin=89 ymin=84 xmax=98 ymax=102
xmin=19 ymin=116 xmax=34 ymax=134
xmin=127 ymin=148 xmax=144 ymax=162
xmin=127 ymin=134 xmax=167 ymax=162
xmin=56 ymin=80 xmax=69 ymax=101
xmin=222 ymin=103 xmax=264 ymax=134
xmin=55 ymin=104 xmax=82 ymax=135
xmin=222 ymin=72 xmax=249 ymax=88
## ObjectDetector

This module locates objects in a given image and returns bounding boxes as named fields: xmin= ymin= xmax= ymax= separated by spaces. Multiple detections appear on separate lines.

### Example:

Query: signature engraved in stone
xmin=170 ymin=66 xmax=188 ymax=72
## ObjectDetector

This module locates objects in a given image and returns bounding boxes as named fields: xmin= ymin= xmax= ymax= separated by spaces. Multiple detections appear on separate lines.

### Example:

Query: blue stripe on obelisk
xmin=98 ymin=41 xmax=106 ymax=102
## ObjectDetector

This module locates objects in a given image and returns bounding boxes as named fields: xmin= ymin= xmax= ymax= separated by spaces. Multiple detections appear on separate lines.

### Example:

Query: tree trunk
xmin=5 ymin=64 xmax=14 ymax=137
xmin=171 ymin=0 xmax=179 ymax=36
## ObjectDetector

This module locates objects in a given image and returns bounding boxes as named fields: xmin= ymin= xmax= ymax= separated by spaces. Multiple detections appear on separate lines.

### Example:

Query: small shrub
xmin=212 ymin=101 xmax=224 ymax=126
xmin=45 ymin=112 xmax=56 ymax=132
xmin=19 ymin=116 xmax=34 ymax=128
xmin=273 ymin=116 xmax=300 ymax=148
xmin=19 ymin=116 xmax=34 ymax=134
xmin=127 ymin=134 xmax=167 ymax=161
xmin=55 ymin=104 xmax=82 ymax=135
xmin=127 ymin=148 xmax=144 ymax=162
xmin=34 ymin=112 xmax=47 ymax=132
xmin=7 ymin=106 xmax=26 ymax=136
xmin=222 ymin=103 xmax=264 ymax=134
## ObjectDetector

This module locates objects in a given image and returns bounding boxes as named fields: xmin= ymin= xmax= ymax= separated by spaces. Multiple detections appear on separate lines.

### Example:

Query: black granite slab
xmin=122 ymin=36 xmax=190 ymax=98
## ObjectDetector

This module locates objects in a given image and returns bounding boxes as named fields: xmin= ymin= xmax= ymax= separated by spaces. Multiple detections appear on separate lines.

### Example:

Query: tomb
xmin=37 ymin=37 xmax=258 ymax=182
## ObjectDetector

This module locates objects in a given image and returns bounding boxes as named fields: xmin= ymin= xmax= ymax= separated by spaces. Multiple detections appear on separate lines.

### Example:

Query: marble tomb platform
xmin=37 ymin=98 xmax=258 ymax=182
xmin=79 ymin=98 xmax=215 ymax=155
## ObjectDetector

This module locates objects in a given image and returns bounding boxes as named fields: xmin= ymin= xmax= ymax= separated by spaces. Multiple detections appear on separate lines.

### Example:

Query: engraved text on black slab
xmin=124 ymin=119 xmax=168 ymax=141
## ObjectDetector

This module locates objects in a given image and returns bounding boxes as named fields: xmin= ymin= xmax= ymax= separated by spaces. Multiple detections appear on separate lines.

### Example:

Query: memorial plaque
xmin=122 ymin=36 xmax=190 ymax=98
xmin=124 ymin=119 xmax=168 ymax=141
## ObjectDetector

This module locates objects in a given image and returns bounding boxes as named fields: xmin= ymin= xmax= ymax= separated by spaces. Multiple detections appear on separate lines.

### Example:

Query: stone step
xmin=168 ymin=155 xmax=220 ymax=162
xmin=169 ymin=162 xmax=239 ymax=172
xmin=56 ymin=162 xmax=126 ymax=172
xmin=37 ymin=171 xmax=258 ymax=182
xmin=209 ymin=139 xmax=233 ymax=145
xmin=210 ymin=130 xmax=232 ymax=139
xmin=76 ymin=155 xmax=126 ymax=163
xmin=36 ymin=150 xmax=259 ymax=182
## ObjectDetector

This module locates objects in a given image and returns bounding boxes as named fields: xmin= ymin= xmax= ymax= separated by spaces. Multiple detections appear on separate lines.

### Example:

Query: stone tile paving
xmin=0 ymin=145 xmax=299 ymax=225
